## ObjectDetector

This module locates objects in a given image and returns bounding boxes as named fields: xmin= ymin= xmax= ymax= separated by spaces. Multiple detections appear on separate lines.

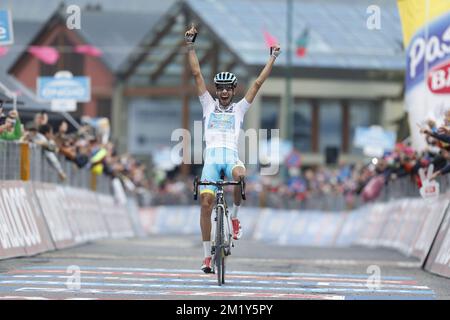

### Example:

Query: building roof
xmin=0 ymin=72 xmax=50 ymax=110
xmin=0 ymin=20 xmax=41 ymax=73
xmin=186 ymin=0 xmax=405 ymax=70
xmin=2 ymin=0 xmax=175 ymax=21
xmin=5 ymin=8 xmax=162 ymax=74
xmin=119 ymin=0 xmax=405 ymax=86
xmin=76 ymin=11 xmax=160 ymax=71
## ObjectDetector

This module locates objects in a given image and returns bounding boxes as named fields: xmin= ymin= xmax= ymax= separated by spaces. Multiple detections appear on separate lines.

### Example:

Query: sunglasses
xmin=216 ymin=85 xmax=234 ymax=91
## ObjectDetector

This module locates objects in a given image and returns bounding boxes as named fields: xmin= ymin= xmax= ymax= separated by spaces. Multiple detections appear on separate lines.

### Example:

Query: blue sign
xmin=37 ymin=76 xmax=91 ymax=102
xmin=0 ymin=9 xmax=14 ymax=45
xmin=353 ymin=126 xmax=396 ymax=151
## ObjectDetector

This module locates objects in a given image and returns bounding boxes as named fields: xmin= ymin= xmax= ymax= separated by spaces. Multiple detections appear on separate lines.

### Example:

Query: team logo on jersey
xmin=207 ymin=113 xmax=235 ymax=131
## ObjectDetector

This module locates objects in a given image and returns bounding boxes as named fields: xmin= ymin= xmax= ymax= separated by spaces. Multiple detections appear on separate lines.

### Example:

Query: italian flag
xmin=296 ymin=28 xmax=309 ymax=57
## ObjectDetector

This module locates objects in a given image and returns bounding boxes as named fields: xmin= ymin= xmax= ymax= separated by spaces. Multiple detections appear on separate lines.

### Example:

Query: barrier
xmin=276 ymin=211 xmax=348 ymax=247
xmin=424 ymin=200 xmax=450 ymax=277
xmin=0 ymin=181 xmax=54 ymax=259
xmin=334 ymin=209 xmax=366 ymax=247
xmin=63 ymin=186 xmax=109 ymax=244
xmin=139 ymin=207 xmax=158 ymax=234
xmin=33 ymin=183 xmax=76 ymax=249
xmin=139 ymin=198 xmax=450 ymax=279
xmin=125 ymin=197 xmax=147 ymax=238
xmin=353 ymin=203 xmax=390 ymax=247
xmin=235 ymin=207 xmax=260 ymax=240
xmin=409 ymin=198 xmax=449 ymax=262
xmin=252 ymin=209 xmax=294 ymax=243
xmin=142 ymin=206 xmax=198 ymax=235
xmin=0 ymin=140 xmax=144 ymax=261
xmin=97 ymin=194 xmax=134 ymax=239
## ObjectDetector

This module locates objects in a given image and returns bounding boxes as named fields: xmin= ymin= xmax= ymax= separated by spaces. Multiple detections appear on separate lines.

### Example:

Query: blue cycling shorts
xmin=200 ymin=147 xmax=245 ymax=195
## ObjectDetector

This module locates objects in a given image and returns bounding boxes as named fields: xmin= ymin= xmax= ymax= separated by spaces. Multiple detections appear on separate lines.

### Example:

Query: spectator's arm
xmin=44 ymin=150 xmax=65 ymax=179
xmin=436 ymin=164 xmax=450 ymax=177
xmin=430 ymin=132 xmax=450 ymax=144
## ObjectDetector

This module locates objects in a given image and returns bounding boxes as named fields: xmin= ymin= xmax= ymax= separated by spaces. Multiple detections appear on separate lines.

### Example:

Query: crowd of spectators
xmin=3 ymin=97 xmax=450 ymax=210
xmin=0 ymin=100 xmax=149 ymax=198
xmin=149 ymin=110 xmax=450 ymax=210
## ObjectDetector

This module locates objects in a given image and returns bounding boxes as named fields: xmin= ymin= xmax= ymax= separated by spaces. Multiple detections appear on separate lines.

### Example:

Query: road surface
xmin=0 ymin=235 xmax=449 ymax=300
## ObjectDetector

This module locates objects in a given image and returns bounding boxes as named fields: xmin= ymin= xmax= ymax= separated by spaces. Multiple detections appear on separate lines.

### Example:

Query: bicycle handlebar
xmin=193 ymin=177 xmax=246 ymax=201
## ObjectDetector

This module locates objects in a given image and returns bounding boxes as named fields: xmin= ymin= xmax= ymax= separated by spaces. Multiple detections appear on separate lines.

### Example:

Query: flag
xmin=0 ymin=46 xmax=8 ymax=57
xmin=263 ymin=29 xmax=278 ymax=48
xmin=28 ymin=46 xmax=59 ymax=64
xmin=296 ymin=28 xmax=309 ymax=57
xmin=75 ymin=44 xmax=102 ymax=57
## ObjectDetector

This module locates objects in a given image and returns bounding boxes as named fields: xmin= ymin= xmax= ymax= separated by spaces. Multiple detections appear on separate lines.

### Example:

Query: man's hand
xmin=420 ymin=127 xmax=431 ymax=135
xmin=270 ymin=45 xmax=281 ymax=58
xmin=244 ymin=44 xmax=280 ymax=104
xmin=185 ymin=24 xmax=198 ymax=45
xmin=438 ymin=126 xmax=450 ymax=135
xmin=185 ymin=23 xmax=206 ymax=96
xmin=8 ymin=110 xmax=18 ymax=119
xmin=430 ymin=170 xmax=441 ymax=181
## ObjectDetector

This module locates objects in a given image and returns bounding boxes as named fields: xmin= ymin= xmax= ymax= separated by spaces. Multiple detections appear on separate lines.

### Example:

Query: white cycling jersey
xmin=199 ymin=91 xmax=251 ymax=152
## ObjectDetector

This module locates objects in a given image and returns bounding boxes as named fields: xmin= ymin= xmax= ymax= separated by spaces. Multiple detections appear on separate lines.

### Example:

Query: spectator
xmin=32 ymin=124 xmax=67 ymax=181
xmin=0 ymin=109 xmax=22 ymax=141
xmin=34 ymin=110 xmax=48 ymax=127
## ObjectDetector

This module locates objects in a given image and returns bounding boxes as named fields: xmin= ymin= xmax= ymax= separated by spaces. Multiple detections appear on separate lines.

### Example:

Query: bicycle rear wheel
xmin=215 ymin=205 xmax=224 ymax=286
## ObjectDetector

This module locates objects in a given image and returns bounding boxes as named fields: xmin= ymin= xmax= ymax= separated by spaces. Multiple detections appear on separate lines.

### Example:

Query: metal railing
xmin=1 ymin=140 xmax=112 ymax=195
xmin=146 ymin=172 xmax=450 ymax=211
xmin=0 ymin=141 xmax=22 ymax=180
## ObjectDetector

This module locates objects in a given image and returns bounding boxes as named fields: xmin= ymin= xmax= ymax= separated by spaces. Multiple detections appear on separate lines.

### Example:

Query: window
xmin=293 ymin=100 xmax=312 ymax=152
xmin=319 ymin=100 xmax=342 ymax=153
xmin=349 ymin=100 xmax=380 ymax=154
xmin=97 ymin=99 xmax=112 ymax=120
xmin=260 ymin=96 xmax=280 ymax=140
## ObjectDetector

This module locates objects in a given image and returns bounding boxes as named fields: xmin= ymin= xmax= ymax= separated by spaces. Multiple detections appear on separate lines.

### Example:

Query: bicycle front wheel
xmin=215 ymin=205 xmax=224 ymax=286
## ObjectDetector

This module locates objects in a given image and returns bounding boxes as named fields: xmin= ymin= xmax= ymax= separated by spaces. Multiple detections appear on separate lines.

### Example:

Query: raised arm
xmin=185 ymin=25 xmax=207 ymax=96
xmin=245 ymin=45 xmax=281 ymax=104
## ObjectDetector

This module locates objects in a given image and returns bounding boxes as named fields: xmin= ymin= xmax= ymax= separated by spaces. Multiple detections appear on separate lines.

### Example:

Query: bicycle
xmin=193 ymin=171 xmax=246 ymax=286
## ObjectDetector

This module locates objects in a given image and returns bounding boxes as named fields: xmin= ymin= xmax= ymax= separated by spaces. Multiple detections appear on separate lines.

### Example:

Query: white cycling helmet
xmin=214 ymin=72 xmax=237 ymax=88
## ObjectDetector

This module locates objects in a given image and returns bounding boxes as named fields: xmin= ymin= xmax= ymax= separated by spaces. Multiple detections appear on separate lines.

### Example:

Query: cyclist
xmin=185 ymin=25 xmax=281 ymax=273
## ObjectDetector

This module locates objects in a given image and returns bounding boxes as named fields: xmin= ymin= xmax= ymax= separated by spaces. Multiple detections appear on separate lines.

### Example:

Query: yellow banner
xmin=397 ymin=0 xmax=450 ymax=46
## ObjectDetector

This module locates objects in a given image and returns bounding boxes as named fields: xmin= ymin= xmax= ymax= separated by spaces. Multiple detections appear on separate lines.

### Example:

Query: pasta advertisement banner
xmin=397 ymin=0 xmax=450 ymax=149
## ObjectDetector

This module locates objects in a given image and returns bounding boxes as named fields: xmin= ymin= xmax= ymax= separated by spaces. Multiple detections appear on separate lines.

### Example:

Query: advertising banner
xmin=0 ymin=9 xmax=14 ymax=46
xmin=397 ymin=0 xmax=450 ymax=150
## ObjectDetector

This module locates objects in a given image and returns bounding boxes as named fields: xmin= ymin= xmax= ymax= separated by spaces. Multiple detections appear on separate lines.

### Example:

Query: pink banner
xmin=0 ymin=46 xmax=9 ymax=57
xmin=75 ymin=45 xmax=102 ymax=57
xmin=28 ymin=46 xmax=59 ymax=65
